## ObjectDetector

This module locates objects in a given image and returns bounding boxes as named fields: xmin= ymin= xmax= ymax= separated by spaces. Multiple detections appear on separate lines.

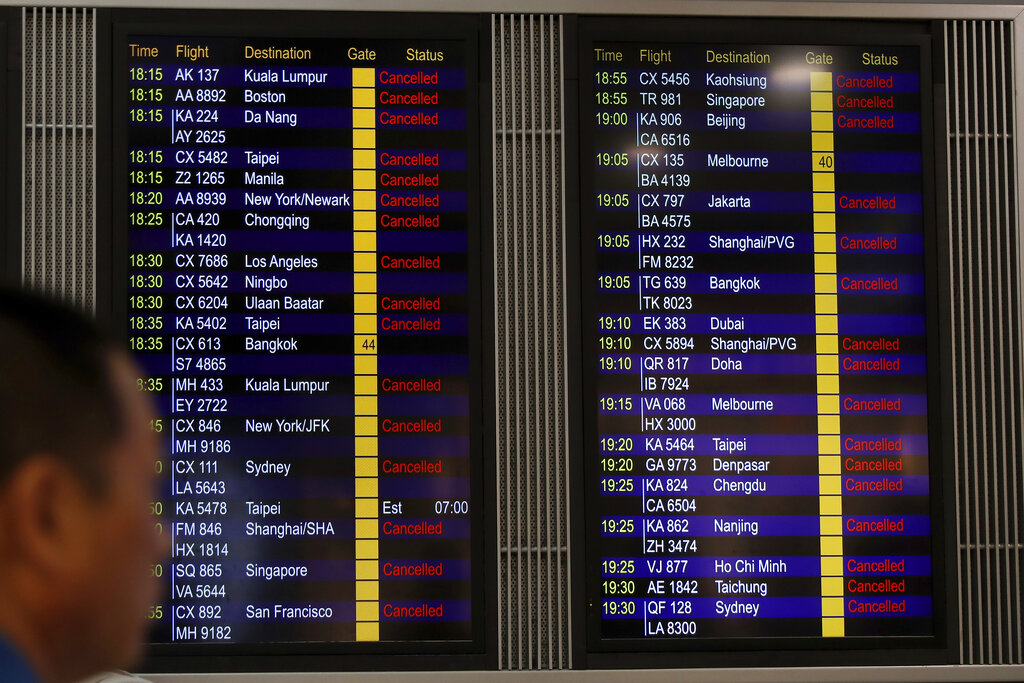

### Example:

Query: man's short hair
xmin=0 ymin=285 xmax=124 ymax=493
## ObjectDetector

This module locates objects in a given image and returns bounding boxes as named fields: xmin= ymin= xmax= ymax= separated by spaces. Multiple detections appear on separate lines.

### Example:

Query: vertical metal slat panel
xmin=21 ymin=7 xmax=94 ymax=312
xmin=493 ymin=13 xmax=568 ymax=670
xmin=945 ymin=19 xmax=1024 ymax=665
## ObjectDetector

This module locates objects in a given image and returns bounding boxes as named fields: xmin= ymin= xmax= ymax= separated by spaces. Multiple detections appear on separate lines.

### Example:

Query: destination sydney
xmin=124 ymin=30 xmax=477 ymax=646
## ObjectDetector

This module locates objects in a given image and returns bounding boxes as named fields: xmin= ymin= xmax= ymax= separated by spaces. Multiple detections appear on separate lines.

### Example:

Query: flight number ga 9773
xmin=645 ymin=456 xmax=697 ymax=472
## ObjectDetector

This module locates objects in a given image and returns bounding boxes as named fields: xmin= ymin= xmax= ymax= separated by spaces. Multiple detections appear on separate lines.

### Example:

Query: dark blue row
xmin=156 ymin=393 xmax=469 ymax=416
xmin=134 ymin=66 xmax=467 ymax=88
xmin=603 ymin=555 xmax=931 ymax=577
xmin=597 ymin=476 xmax=929 ymax=499
xmin=129 ymin=229 xmax=467 ymax=252
xmin=598 ymin=434 xmax=928 ymax=456
xmin=596 ymin=191 xmax=922 ymax=214
xmin=141 ymin=189 xmax=467 ymax=211
xmin=597 ymin=151 xmax=921 ymax=174
xmin=597 ymin=353 xmax=926 ymax=375
xmin=596 ymin=232 xmax=924 ymax=255
xmin=601 ymin=596 xmax=932 ymax=619
xmin=131 ymin=106 xmax=466 ymax=129
xmin=599 ymin=394 xmax=927 ymax=415
xmin=599 ymin=272 xmax=924 ymax=295
xmin=593 ymin=314 xmax=925 ymax=335
xmin=129 ymin=148 xmax=467 ymax=170
xmin=139 ymin=353 xmax=469 ymax=375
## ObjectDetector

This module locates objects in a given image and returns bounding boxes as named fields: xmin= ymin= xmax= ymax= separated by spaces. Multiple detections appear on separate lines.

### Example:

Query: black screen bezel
xmin=101 ymin=8 xmax=495 ymax=672
xmin=571 ymin=15 xmax=956 ymax=669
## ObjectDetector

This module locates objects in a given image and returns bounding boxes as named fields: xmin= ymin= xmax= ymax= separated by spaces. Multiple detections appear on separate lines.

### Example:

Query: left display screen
xmin=115 ymin=24 xmax=483 ymax=650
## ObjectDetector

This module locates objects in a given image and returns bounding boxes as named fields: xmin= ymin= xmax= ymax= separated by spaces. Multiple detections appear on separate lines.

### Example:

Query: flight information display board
xmin=579 ymin=19 xmax=945 ymax=657
xmin=112 ymin=12 xmax=486 ymax=658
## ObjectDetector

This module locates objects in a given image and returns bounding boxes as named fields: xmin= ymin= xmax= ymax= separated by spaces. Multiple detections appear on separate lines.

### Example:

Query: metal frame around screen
xmin=99 ymin=8 xmax=496 ymax=672
xmin=570 ymin=15 xmax=957 ymax=669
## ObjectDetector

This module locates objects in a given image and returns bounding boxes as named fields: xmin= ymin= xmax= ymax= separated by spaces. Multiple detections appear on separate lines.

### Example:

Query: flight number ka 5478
xmin=172 ymin=500 xmax=228 ymax=516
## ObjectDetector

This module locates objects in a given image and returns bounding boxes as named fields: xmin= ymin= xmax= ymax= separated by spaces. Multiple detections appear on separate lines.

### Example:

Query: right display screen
xmin=580 ymin=21 xmax=944 ymax=652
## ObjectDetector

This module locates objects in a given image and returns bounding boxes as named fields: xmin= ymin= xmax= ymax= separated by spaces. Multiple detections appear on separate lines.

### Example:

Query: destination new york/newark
xmin=244 ymin=191 xmax=350 ymax=207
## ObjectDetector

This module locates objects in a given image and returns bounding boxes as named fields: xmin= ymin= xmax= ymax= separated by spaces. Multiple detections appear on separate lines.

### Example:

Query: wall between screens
xmin=9 ymin=3 xmax=1024 ymax=674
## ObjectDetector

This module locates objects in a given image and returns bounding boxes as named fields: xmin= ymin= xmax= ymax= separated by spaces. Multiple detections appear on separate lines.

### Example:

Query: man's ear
xmin=0 ymin=456 xmax=93 ymax=578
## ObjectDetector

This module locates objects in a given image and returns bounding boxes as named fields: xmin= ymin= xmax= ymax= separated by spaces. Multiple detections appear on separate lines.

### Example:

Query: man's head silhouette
xmin=0 ymin=286 xmax=164 ymax=683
